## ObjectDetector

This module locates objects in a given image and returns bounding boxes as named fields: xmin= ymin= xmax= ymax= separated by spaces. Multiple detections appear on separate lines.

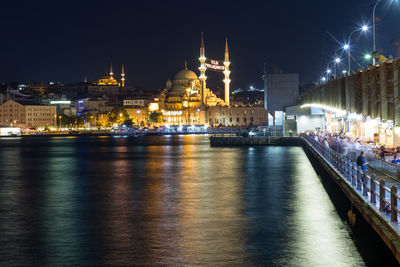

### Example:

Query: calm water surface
xmin=0 ymin=135 xmax=367 ymax=266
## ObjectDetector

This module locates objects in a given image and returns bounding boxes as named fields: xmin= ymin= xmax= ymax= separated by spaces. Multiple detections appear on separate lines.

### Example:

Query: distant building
xmin=125 ymin=108 xmax=150 ymax=127
xmin=263 ymin=68 xmax=299 ymax=131
xmin=264 ymin=72 xmax=299 ymax=114
xmin=207 ymin=106 xmax=268 ymax=127
xmin=123 ymin=98 xmax=154 ymax=108
xmin=48 ymin=99 xmax=76 ymax=116
xmin=0 ymin=99 xmax=56 ymax=128
xmin=75 ymin=98 xmax=113 ymax=115
xmin=88 ymin=63 xmax=126 ymax=97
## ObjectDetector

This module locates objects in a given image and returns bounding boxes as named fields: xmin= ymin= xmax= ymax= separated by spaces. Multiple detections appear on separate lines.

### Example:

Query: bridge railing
xmin=302 ymin=134 xmax=400 ymax=222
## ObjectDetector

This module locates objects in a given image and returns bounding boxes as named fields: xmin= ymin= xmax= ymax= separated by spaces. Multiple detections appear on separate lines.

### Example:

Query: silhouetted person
xmin=357 ymin=151 xmax=368 ymax=174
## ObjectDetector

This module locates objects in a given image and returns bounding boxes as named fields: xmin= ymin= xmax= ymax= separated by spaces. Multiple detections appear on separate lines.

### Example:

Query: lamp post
xmin=58 ymin=115 xmax=62 ymax=130
xmin=343 ymin=25 xmax=368 ymax=73
xmin=372 ymin=0 xmax=383 ymax=65
xmin=334 ymin=57 xmax=341 ymax=78
xmin=324 ymin=68 xmax=332 ymax=81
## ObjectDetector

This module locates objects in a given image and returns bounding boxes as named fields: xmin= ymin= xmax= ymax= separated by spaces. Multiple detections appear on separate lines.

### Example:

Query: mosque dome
xmin=174 ymin=68 xmax=198 ymax=81
xmin=170 ymin=84 xmax=187 ymax=93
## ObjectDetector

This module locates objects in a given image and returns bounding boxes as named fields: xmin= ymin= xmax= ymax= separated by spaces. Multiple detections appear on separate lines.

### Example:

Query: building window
xmin=251 ymin=117 xmax=254 ymax=122
xmin=236 ymin=117 xmax=239 ymax=122
xmin=230 ymin=118 xmax=232 ymax=122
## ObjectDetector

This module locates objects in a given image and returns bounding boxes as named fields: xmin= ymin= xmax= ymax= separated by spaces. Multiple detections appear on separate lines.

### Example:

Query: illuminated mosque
xmin=158 ymin=33 xmax=231 ymax=125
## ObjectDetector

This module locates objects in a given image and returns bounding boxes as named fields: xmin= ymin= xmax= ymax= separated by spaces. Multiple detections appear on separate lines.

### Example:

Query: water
xmin=0 ymin=135 xmax=383 ymax=266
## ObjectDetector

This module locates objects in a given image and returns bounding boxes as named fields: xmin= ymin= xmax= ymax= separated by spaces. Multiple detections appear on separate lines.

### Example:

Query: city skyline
xmin=0 ymin=0 xmax=399 ymax=90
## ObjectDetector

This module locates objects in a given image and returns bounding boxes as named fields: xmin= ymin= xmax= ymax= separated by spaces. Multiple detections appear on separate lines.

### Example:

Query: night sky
xmin=1 ymin=0 xmax=399 ymax=90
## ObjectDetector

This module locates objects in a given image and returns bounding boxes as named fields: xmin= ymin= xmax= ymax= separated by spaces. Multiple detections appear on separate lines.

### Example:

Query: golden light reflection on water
xmin=175 ymin=136 xmax=247 ymax=265
xmin=0 ymin=136 xmax=376 ymax=265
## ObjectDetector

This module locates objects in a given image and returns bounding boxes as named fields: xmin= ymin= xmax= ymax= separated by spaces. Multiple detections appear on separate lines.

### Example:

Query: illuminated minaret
xmin=199 ymin=32 xmax=207 ymax=106
xmin=121 ymin=64 xmax=125 ymax=87
xmin=109 ymin=63 xmax=114 ymax=79
xmin=223 ymin=37 xmax=231 ymax=106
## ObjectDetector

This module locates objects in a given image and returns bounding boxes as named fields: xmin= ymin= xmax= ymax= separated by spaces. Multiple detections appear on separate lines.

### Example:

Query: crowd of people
xmin=306 ymin=131 xmax=400 ymax=163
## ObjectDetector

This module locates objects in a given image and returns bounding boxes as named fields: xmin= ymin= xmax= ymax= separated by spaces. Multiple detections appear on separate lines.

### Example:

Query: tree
xmin=149 ymin=112 xmax=164 ymax=125
xmin=98 ymin=113 xmax=110 ymax=127
xmin=123 ymin=118 xmax=133 ymax=127
xmin=107 ymin=108 xmax=129 ymax=126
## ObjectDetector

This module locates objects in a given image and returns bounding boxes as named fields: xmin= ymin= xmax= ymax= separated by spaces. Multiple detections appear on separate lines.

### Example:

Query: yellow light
xmin=149 ymin=103 xmax=159 ymax=111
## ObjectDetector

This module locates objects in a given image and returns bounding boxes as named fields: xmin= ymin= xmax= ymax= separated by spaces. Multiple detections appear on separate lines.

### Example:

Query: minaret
xmin=199 ymin=32 xmax=207 ymax=106
xmin=121 ymin=64 xmax=125 ymax=87
xmin=109 ymin=63 xmax=114 ymax=79
xmin=223 ymin=37 xmax=231 ymax=106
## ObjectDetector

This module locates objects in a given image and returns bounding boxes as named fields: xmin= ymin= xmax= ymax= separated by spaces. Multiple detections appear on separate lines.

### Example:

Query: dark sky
xmin=1 ymin=0 xmax=399 ymax=91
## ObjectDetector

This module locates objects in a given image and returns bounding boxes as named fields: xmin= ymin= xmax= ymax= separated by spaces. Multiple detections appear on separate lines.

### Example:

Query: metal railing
xmin=302 ymin=134 xmax=400 ymax=222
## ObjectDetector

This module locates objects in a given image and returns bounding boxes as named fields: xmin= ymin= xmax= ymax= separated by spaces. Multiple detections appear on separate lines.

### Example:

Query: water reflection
xmin=0 ymin=136 xmax=371 ymax=265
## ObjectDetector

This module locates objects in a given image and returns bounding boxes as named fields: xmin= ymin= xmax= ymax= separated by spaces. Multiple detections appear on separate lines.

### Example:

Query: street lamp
xmin=373 ymin=0 xmax=383 ymax=65
xmin=325 ymin=68 xmax=332 ymax=81
xmin=372 ymin=0 xmax=397 ymax=65
xmin=334 ymin=57 xmax=341 ymax=78
xmin=343 ymin=25 xmax=368 ymax=73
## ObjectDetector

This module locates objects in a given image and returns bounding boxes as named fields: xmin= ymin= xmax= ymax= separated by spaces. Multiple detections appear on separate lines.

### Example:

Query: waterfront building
xmin=158 ymin=61 xmax=224 ymax=125
xmin=45 ymin=98 xmax=77 ymax=116
xmin=75 ymin=98 xmax=113 ymax=115
xmin=207 ymin=105 xmax=268 ymax=127
xmin=0 ymin=99 xmax=56 ymax=128
xmin=156 ymin=34 xmax=266 ymax=126
xmin=125 ymin=108 xmax=150 ymax=127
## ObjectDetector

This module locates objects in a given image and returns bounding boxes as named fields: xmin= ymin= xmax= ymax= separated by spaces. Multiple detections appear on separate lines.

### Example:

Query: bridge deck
xmin=302 ymin=135 xmax=400 ymax=262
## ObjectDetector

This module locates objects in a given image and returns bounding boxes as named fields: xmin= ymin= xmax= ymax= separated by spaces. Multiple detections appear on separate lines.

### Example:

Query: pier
xmin=209 ymin=135 xmax=302 ymax=146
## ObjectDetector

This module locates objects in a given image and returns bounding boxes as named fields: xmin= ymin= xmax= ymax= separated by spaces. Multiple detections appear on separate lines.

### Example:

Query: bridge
xmin=301 ymin=134 xmax=400 ymax=263
xmin=301 ymin=58 xmax=400 ymax=146
xmin=209 ymin=133 xmax=400 ymax=263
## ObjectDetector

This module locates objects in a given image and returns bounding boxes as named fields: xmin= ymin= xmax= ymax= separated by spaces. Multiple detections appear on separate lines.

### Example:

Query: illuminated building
xmin=88 ymin=63 xmax=125 ymax=97
xmin=156 ymin=33 xmax=267 ymax=127
xmin=158 ymin=34 xmax=234 ymax=125
xmin=0 ymin=99 xmax=56 ymax=128
xmin=125 ymin=108 xmax=149 ymax=127
xmin=207 ymin=106 xmax=268 ymax=127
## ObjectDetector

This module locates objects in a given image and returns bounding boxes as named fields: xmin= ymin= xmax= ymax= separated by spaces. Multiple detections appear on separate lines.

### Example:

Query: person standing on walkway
xmin=357 ymin=151 xmax=368 ymax=175
xmin=324 ymin=138 xmax=329 ymax=148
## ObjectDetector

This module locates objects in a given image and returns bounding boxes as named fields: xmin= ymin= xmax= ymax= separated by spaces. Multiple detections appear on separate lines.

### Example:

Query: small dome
xmin=174 ymin=68 xmax=198 ymax=81
xmin=166 ymin=79 xmax=172 ymax=89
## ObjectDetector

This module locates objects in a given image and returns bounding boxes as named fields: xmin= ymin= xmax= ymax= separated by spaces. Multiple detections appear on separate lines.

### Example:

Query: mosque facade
xmin=158 ymin=34 xmax=234 ymax=125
